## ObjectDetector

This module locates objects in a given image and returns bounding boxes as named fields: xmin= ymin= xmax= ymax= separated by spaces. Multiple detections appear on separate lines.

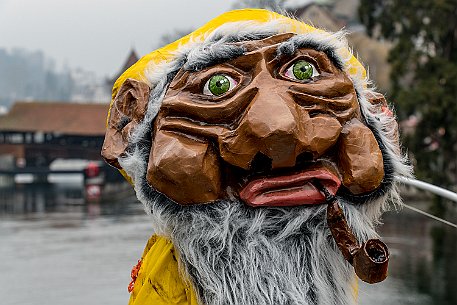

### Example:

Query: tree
xmin=359 ymin=0 xmax=457 ymax=188
xmin=0 ymin=48 xmax=74 ymax=108
xmin=156 ymin=29 xmax=193 ymax=49
xmin=232 ymin=0 xmax=287 ymax=10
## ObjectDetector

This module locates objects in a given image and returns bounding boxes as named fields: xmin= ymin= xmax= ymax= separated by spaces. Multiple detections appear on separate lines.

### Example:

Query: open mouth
xmin=238 ymin=164 xmax=341 ymax=207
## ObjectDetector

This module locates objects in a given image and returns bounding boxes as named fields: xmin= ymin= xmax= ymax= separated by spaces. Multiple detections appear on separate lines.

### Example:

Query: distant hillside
xmin=0 ymin=48 xmax=109 ymax=109
xmin=0 ymin=48 xmax=73 ymax=108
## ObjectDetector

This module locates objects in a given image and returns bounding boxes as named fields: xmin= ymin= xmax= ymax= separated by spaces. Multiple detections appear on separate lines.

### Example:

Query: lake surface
xmin=1 ymin=183 xmax=456 ymax=305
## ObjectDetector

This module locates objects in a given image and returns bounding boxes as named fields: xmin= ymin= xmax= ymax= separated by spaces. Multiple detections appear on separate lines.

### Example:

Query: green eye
xmin=285 ymin=60 xmax=318 ymax=81
xmin=209 ymin=75 xmax=230 ymax=95
xmin=204 ymin=74 xmax=237 ymax=96
xmin=293 ymin=60 xmax=313 ymax=79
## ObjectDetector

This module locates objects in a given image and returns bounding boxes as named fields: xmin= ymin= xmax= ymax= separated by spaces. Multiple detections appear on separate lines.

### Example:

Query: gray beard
xmin=144 ymin=194 xmax=379 ymax=305
xmin=120 ymin=150 xmax=385 ymax=305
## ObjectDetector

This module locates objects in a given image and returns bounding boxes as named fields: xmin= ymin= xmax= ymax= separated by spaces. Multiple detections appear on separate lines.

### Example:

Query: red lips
xmin=239 ymin=167 xmax=341 ymax=207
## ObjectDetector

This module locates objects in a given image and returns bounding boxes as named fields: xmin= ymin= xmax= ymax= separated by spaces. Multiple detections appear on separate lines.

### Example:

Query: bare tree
xmin=232 ymin=0 xmax=287 ymax=10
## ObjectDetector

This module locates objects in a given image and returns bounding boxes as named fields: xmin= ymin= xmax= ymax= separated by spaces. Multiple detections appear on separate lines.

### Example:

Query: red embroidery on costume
xmin=128 ymin=259 xmax=142 ymax=293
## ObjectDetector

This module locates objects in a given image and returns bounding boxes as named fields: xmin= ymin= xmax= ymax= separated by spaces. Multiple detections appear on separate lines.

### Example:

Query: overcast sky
xmin=0 ymin=0 xmax=244 ymax=77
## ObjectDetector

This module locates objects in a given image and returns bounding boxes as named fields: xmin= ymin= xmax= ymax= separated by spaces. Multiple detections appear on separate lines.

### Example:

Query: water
xmin=359 ymin=204 xmax=457 ymax=305
xmin=1 ymin=184 xmax=456 ymax=305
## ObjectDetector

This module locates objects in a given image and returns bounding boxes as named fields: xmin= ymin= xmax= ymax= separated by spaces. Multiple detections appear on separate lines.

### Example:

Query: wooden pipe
xmin=326 ymin=199 xmax=389 ymax=283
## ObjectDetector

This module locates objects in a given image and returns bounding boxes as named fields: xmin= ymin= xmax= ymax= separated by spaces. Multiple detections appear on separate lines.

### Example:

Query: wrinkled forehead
xmin=170 ymin=32 xmax=345 ymax=86
xmin=234 ymin=32 xmax=296 ymax=52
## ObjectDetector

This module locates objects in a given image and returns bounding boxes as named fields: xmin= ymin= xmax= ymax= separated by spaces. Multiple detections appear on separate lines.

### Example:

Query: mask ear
xmin=366 ymin=91 xmax=393 ymax=116
xmin=365 ymin=91 xmax=401 ymax=151
xmin=102 ymin=78 xmax=150 ymax=168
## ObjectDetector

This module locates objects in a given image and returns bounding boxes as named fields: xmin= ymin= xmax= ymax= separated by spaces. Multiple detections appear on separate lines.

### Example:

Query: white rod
xmin=404 ymin=204 xmax=457 ymax=229
xmin=395 ymin=176 xmax=457 ymax=203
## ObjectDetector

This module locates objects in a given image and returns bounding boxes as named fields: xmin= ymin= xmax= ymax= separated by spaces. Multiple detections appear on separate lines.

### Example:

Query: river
xmin=0 ymin=183 xmax=455 ymax=305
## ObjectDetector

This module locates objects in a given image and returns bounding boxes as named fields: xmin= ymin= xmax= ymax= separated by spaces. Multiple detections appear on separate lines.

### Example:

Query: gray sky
xmin=0 ymin=0 xmax=242 ymax=77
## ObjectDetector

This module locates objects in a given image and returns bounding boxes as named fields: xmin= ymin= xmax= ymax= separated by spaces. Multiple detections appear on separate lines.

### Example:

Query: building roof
xmin=108 ymin=49 xmax=140 ymax=87
xmin=288 ymin=2 xmax=345 ymax=32
xmin=122 ymin=49 xmax=140 ymax=72
xmin=0 ymin=101 xmax=109 ymax=136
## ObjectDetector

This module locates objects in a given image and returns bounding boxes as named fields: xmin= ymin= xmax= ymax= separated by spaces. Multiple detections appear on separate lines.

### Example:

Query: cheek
xmin=298 ymin=114 xmax=343 ymax=157
xmin=147 ymin=130 xmax=222 ymax=204
xmin=337 ymin=119 xmax=384 ymax=194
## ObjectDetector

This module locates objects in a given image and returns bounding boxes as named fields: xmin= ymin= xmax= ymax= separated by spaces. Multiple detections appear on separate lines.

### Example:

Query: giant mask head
xmin=102 ymin=9 xmax=410 ymax=305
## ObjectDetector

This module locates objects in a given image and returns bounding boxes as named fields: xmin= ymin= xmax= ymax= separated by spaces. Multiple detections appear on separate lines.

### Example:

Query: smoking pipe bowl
xmin=326 ymin=198 xmax=389 ymax=284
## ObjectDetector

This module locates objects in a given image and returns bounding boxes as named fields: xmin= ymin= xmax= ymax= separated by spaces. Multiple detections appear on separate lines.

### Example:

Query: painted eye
xmin=203 ymin=74 xmax=237 ymax=96
xmin=284 ymin=60 xmax=319 ymax=81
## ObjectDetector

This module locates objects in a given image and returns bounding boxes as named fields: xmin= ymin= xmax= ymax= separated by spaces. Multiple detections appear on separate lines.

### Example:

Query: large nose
xmin=243 ymin=91 xmax=299 ymax=168
xmin=219 ymin=87 xmax=343 ymax=170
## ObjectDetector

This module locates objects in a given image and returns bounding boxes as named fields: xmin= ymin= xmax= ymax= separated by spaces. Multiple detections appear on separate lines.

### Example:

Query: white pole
xmin=395 ymin=176 xmax=457 ymax=203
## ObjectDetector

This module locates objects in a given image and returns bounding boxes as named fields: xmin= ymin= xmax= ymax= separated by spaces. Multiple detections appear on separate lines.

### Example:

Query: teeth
xmin=301 ymin=183 xmax=315 ymax=191
xmin=225 ymin=186 xmax=237 ymax=201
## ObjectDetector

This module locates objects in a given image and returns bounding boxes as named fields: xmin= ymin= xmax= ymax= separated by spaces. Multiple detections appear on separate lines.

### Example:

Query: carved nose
xmin=219 ymin=90 xmax=343 ymax=170
xmin=243 ymin=93 xmax=300 ymax=168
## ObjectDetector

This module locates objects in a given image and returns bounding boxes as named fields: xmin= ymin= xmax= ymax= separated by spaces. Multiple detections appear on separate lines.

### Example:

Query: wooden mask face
xmin=103 ymin=33 xmax=396 ymax=206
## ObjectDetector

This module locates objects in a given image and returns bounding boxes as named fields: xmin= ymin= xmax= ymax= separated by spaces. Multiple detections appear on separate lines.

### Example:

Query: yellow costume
xmin=128 ymin=235 xmax=358 ymax=305
xmin=128 ymin=235 xmax=199 ymax=305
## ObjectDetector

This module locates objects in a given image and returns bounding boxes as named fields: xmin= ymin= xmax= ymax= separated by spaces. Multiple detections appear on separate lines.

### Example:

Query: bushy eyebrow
xmin=183 ymin=31 xmax=281 ymax=72
xmin=184 ymin=44 xmax=246 ymax=72
xmin=276 ymin=36 xmax=345 ymax=70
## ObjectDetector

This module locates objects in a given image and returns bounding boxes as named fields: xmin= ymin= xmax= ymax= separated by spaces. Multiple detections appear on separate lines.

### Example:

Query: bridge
xmin=0 ymin=101 xmax=109 ymax=168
